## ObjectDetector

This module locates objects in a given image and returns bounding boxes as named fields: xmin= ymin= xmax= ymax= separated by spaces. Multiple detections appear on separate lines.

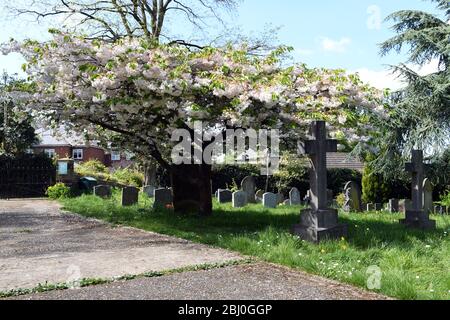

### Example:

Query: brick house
xmin=31 ymin=130 xmax=134 ymax=168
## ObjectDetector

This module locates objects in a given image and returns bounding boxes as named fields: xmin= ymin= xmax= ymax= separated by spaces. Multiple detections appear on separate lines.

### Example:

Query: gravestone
xmin=400 ymin=150 xmax=436 ymax=230
xmin=422 ymin=178 xmax=433 ymax=214
xmin=292 ymin=121 xmax=347 ymax=243
xmin=283 ymin=199 xmax=291 ymax=206
xmin=263 ymin=192 xmax=277 ymax=209
xmin=143 ymin=185 xmax=155 ymax=198
xmin=255 ymin=190 xmax=265 ymax=202
xmin=121 ymin=187 xmax=139 ymax=206
xmin=217 ymin=189 xmax=233 ymax=203
xmin=94 ymin=185 xmax=111 ymax=199
xmin=153 ymin=188 xmax=173 ymax=209
xmin=241 ymin=176 xmax=257 ymax=204
xmin=366 ymin=203 xmax=374 ymax=212
xmin=276 ymin=193 xmax=285 ymax=205
xmin=388 ymin=199 xmax=399 ymax=213
xmin=343 ymin=181 xmax=362 ymax=212
xmin=289 ymin=188 xmax=301 ymax=205
xmin=374 ymin=203 xmax=382 ymax=211
xmin=232 ymin=191 xmax=247 ymax=208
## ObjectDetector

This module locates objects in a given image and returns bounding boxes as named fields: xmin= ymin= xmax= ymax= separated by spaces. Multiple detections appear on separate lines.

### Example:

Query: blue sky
xmin=0 ymin=0 xmax=444 ymax=89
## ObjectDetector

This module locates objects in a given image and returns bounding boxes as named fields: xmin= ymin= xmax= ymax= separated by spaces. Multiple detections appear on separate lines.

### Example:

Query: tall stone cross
xmin=304 ymin=121 xmax=337 ymax=211
xmin=405 ymin=150 xmax=426 ymax=211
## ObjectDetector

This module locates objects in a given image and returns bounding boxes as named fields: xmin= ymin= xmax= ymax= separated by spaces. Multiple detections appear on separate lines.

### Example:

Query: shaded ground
xmin=10 ymin=263 xmax=388 ymax=300
xmin=0 ymin=199 xmax=241 ymax=291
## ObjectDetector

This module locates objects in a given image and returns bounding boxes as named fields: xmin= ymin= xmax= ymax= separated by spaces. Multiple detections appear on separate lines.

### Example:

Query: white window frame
xmin=111 ymin=151 xmax=121 ymax=161
xmin=72 ymin=149 xmax=84 ymax=160
xmin=44 ymin=149 xmax=56 ymax=158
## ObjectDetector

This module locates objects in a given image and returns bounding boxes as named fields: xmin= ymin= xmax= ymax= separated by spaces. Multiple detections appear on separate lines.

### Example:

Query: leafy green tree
xmin=375 ymin=0 xmax=450 ymax=177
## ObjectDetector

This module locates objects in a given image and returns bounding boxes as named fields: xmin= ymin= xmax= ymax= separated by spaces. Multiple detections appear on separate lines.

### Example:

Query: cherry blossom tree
xmin=2 ymin=32 xmax=386 ymax=215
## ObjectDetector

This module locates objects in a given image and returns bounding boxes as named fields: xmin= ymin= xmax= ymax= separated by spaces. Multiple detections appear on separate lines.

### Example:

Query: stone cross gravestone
xmin=289 ymin=188 xmax=301 ymax=205
xmin=143 ymin=185 xmax=155 ymax=198
xmin=217 ymin=189 xmax=233 ymax=203
xmin=343 ymin=181 xmax=362 ymax=212
xmin=400 ymin=150 xmax=436 ymax=230
xmin=122 ymin=187 xmax=139 ymax=206
xmin=263 ymin=192 xmax=277 ymax=209
xmin=241 ymin=176 xmax=257 ymax=203
xmin=292 ymin=121 xmax=347 ymax=243
xmin=232 ymin=191 xmax=247 ymax=208
xmin=422 ymin=178 xmax=433 ymax=215
xmin=94 ymin=185 xmax=111 ymax=199
xmin=153 ymin=188 xmax=173 ymax=209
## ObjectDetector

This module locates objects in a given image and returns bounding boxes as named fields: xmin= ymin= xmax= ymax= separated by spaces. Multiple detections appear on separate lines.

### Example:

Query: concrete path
xmin=1 ymin=199 xmax=387 ymax=300
xmin=11 ymin=263 xmax=387 ymax=300
xmin=0 ymin=199 xmax=241 ymax=291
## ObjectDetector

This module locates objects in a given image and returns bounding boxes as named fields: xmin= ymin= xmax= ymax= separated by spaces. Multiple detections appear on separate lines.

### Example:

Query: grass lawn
xmin=61 ymin=191 xmax=450 ymax=300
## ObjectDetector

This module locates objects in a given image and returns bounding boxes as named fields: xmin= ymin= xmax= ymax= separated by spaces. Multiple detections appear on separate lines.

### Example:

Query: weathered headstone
xmin=374 ymin=203 xmax=382 ymax=211
xmin=343 ymin=181 xmax=362 ymax=212
xmin=217 ymin=189 xmax=233 ymax=203
xmin=121 ymin=187 xmax=139 ymax=206
xmin=143 ymin=185 xmax=155 ymax=198
xmin=276 ymin=193 xmax=285 ymax=205
xmin=255 ymin=190 xmax=265 ymax=202
xmin=232 ymin=191 xmax=247 ymax=208
xmin=94 ymin=185 xmax=111 ymax=199
xmin=241 ymin=176 xmax=257 ymax=204
xmin=289 ymin=188 xmax=301 ymax=205
xmin=283 ymin=199 xmax=291 ymax=206
xmin=422 ymin=178 xmax=433 ymax=214
xmin=400 ymin=150 xmax=436 ymax=230
xmin=292 ymin=121 xmax=347 ymax=243
xmin=263 ymin=192 xmax=277 ymax=209
xmin=388 ymin=199 xmax=399 ymax=213
xmin=153 ymin=188 xmax=173 ymax=209
xmin=366 ymin=203 xmax=374 ymax=212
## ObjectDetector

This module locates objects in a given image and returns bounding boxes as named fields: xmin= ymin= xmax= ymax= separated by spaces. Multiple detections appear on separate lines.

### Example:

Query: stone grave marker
xmin=153 ymin=188 xmax=173 ymax=209
xmin=232 ymin=191 xmax=247 ymax=208
xmin=289 ymin=188 xmax=301 ymax=205
xmin=122 ymin=187 xmax=139 ymax=206
xmin=94 ymin=185 xmax=111 ymax=199
xmin=292 ymin=121 xmax=347 ymax=243
xmin=263 ymin=192 xmax=277 ymax=209
xmin=143 ymin=185 xmax=155 ymax=198
xmin=388 ymin=199 xmax=399 ymax=213
xmin=217 ymin=189 xmax=233 ymax=203
xmin=241 ymin=176 xmax=257 ymax=204
xmin=400 ymin=150 xmax=436 ymax=230
xmin=343 ymin=181 xmax=362 ymax=212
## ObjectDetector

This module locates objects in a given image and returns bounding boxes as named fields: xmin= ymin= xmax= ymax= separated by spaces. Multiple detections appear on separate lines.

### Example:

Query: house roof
xmin=326 ymin=152 xmax=364 ymax=172
xmin=33 ymin=128 xmax=101 ymax=148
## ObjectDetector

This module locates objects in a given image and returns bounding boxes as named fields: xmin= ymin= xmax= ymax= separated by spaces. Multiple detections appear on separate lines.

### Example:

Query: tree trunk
xmin=170 ymin=164 xmax=213 ymax=216
xmin=144 ymin=162 xmax=157 ymax=186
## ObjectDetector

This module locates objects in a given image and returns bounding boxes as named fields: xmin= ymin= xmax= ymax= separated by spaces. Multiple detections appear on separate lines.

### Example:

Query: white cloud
xmin=352 ymin=59 xmax=441 ymax=90
xmin=367 ymin=5 xmax=382 ymax=30
xmin=321 ymin=37 xmax=351 ymax=53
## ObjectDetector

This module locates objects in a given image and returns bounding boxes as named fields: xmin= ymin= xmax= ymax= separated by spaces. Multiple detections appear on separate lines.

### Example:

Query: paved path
xmin=0 ymin=199 xmax=241 ymax=291
xmin=11 ymin=263 xmax=387 ymax=300
xmin=1 ymin=199 xmax=387 ymax=300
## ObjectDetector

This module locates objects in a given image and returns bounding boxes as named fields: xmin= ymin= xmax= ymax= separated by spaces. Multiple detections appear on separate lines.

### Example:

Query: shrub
xmin=439 ymin=190 xmax=450 ymax=206
xmin=46 ymin=183 xmax=71 ymax=199
xmin=111 ymin=168 xmax=144 ymax=187
xmin=336 ymin=193 xmax=346 ymax=208
xmin=362 ymin=164 xmax=390 ymax=204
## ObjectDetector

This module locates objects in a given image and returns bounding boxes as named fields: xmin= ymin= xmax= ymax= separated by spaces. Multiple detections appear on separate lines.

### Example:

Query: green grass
xmin=60 ymin=191 xmax=450 ymax=300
